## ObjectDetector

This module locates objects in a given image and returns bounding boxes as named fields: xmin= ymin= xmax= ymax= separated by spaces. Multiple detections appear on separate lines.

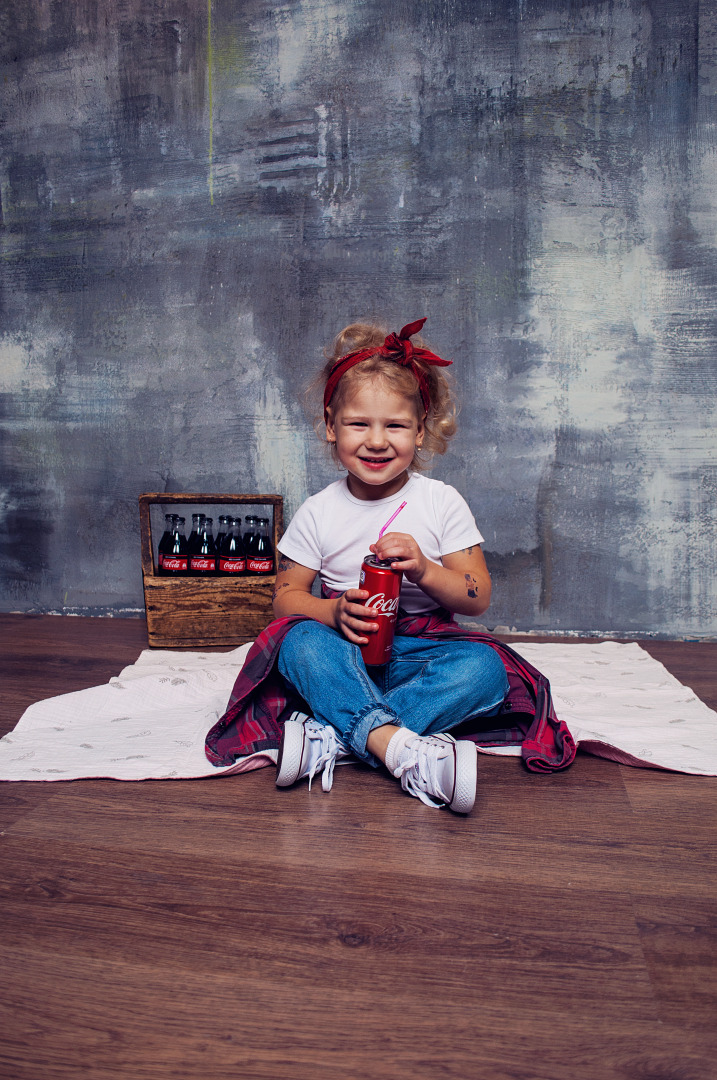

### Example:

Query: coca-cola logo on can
xmin=365 ymin=593 xmax=399 ymax=618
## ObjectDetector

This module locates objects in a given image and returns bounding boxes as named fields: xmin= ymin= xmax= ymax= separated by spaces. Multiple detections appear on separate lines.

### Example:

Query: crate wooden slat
xmin=139 ymin=493 xmax=283 ymax=648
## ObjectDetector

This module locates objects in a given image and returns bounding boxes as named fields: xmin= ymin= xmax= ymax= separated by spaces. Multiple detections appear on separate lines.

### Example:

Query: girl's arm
xmin=272 ymin=555 xmax=381 ymax=645
xmin=370 ymin=532 xmax=492 ymax=617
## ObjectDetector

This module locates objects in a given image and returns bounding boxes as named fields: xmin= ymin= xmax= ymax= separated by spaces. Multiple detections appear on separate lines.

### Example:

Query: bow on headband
xmin=323 ymin=317 xmax=452 ymax=419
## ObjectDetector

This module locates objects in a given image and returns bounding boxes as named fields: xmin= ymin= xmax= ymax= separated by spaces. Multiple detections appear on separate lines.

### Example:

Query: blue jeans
xmin=277 ymin=622 xmax=509 ymax=768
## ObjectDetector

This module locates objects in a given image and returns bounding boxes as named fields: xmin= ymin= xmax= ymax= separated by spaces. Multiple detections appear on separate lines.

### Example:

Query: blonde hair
xmin=314 ymin=321 xmax=457 ymax=471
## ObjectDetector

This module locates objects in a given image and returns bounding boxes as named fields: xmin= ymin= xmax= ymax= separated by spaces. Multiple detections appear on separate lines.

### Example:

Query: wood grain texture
xmin=139 ymin=493 xmax=283 ymax=647
xmin=143 ymin=575 xmax=276 ymax=646
xmin=1 ymin=616 xmax=716 ymax=1079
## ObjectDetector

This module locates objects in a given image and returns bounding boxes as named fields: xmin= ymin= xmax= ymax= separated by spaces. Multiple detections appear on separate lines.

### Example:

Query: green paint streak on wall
xmin=212 ymin=26 xmax=250 ymax=79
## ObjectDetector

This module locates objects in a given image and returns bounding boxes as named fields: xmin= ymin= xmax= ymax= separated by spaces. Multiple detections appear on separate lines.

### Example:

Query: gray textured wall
xmin=1 ymin=0 xmax=715 ymax=637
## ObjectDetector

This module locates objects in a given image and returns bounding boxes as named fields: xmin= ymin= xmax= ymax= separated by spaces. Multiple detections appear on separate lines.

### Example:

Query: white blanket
xmin=1 ymin=641 xmax=716 ymax=781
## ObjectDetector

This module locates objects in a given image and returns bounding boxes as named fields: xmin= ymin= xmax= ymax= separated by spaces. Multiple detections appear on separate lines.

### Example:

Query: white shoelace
xmin=391 ymin=735 xmax=452 ymax=808
xmin=304 ymin=721 xmax=347 ymax=792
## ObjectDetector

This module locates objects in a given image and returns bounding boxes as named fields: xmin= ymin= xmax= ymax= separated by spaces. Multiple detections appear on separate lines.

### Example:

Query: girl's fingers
xmin=348 ymin=602 xmax=378 ymax=620
xmin=338 ymin=604 xmax=377 ymax=631
xmin=345 ymin=619 xmax=377 ymax=636
xmin=345 ymin=589 xmax=369 ymax=602
xmin=341 ymin=622 xmax=371 ymax=644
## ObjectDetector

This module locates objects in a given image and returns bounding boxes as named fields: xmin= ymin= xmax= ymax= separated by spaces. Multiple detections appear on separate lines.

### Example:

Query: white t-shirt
xmin=277 ymin=473 xmax=484 ymax=613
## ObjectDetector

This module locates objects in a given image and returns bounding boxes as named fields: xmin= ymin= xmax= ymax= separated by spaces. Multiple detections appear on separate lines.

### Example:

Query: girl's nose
xmin=365 ymin=424 xmax=388 ymax=448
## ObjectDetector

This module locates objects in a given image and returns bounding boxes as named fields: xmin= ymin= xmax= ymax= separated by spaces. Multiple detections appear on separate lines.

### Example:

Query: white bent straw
xmin=378 ymin=500 xmax=407 ymax=539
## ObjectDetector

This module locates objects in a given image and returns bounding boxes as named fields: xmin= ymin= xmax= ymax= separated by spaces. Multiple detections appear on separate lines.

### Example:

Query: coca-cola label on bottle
xmin=163 ymin=556 xmax=188 ymax=572
xmin=247 ymin=556 xmax=273 ymax=573
xmin=191 ymin=556 xmax=216 ymax=573
xmin=219 ymin=557 xmax=245 ymax=573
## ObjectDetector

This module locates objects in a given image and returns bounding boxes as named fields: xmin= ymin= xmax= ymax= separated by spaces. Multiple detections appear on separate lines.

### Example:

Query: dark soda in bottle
xmin=187 ymin=513 xmax=205 ymax=575
xmin=243 ymin=515 xmax=258 ymax=555
xmin=157 ymin=513 xmax=176 ymax=574
xmin=218 ymin=517 xmax=246 ymax=575
xmin=215 ymin=515 xmax=230 ymax=552
xmin=247 ymin=516 xmax=274 ymax=575
xmin=190 ymin=516 xmax=217 ymax=576
xmin=162 ymin=516 xmax=189 ymax=575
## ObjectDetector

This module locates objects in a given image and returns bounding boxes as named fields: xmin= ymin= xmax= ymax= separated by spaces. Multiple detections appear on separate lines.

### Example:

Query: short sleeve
xmin=436 ymin=484 xmax=484 ymax=555
xmin=277 ymin=498 xmax=323 ymax=571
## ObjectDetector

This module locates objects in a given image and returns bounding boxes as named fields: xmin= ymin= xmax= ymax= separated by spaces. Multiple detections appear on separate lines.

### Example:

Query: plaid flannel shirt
xmin=205 ymin=609 xmax=576 ymax=773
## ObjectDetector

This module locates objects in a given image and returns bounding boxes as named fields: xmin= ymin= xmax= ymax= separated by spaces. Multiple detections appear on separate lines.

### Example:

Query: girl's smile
xmin=326 ymin=382 xmax=424 ymax=501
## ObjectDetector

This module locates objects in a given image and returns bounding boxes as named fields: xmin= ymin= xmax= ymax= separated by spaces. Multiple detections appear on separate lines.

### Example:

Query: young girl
xmin=270 ymin=317 xmax=509 ymax=813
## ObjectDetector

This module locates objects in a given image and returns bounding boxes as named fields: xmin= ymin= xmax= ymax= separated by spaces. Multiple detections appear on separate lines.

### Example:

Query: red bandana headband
xmin=323 ymin=317 xmax=452 ymax=420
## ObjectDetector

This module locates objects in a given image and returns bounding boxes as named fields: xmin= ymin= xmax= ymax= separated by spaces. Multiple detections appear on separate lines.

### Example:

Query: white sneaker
xmin=387 ymin=731 xmax=477 ymax=813
xmin=276 ymin=714 xmax=351 ymax=792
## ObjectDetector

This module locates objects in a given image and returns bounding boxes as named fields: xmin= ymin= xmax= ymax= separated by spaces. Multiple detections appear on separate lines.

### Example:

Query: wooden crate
xmin=139 ymin=492 xmax=283 ymax=648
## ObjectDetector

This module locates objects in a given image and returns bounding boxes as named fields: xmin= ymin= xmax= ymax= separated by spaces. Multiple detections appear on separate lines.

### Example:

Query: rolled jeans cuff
xmin=347 ymin=702 xmax=401 ymax=768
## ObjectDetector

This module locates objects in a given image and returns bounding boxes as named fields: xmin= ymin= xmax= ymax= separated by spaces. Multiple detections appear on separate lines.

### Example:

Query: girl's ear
xmin=325 ymin=409 xmax=336 ymax=443
xmin=415 ymin=415 xmax=425 ymax=447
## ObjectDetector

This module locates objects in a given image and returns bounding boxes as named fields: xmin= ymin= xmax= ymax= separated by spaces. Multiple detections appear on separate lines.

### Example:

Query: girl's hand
xmin=369 ymin=531 xmax=428 ymax=584
xmin=334 ymin=588 xmax=379 ymax=645
xmin=369 ymin=534 xmax=493 ymax=617
xmin=272 ymin=558 xmax=384 ymax=637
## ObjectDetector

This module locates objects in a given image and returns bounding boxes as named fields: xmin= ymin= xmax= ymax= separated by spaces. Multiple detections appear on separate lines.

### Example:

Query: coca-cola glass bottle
xmin=248 ymin=516 xmax=274 ymax=575
xmin=163 ymin=516 xmax=189 ymax=575
xmin=190 ymin=516 xmax=217 ymax=576
xmin=243 ymin=515 xmax=258 ymax=556
xmin=218 ymin=517 xmax=246 ymax=576
xmin=157 ymin=513 xmax=176 ymax=575
xmin=186 ymin=513 xmax=205 ymax=575
xmin=215 ymin=515 xmax=230 ymax=552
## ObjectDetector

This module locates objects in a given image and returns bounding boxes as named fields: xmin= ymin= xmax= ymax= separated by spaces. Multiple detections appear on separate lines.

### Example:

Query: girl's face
xmin=326 ymin=379 xmax=424 ymax=501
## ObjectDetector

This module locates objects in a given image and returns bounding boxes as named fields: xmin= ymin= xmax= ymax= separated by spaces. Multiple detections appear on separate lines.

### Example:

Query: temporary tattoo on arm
xmin=272 ymin=582 xmax=292 ymax=602
xmin=462 ymin=546 xmax=475 ymax=556
xmin=278 ymin=555 xmax=297 ymax=572
xmin=465 ymin=573 xmax=478 ymax=599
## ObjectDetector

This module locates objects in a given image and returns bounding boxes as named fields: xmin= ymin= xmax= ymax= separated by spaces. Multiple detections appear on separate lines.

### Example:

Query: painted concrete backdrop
xmin=1 ymin=0 xmax=715 ymax=636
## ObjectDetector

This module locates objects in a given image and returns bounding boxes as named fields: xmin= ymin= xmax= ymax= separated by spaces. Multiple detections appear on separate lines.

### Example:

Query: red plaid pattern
xmin=205 ymin=611 xmax=576 ymax=773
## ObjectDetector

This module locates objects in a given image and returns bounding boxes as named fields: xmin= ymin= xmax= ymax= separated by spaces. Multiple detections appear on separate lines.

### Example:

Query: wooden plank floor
xmin=1 ymin=614 xmax=716 ymax=1080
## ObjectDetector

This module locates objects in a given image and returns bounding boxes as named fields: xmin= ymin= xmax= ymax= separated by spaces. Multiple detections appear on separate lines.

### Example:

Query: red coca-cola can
xmin=358 ymin=555 xmax=403 ymax=666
